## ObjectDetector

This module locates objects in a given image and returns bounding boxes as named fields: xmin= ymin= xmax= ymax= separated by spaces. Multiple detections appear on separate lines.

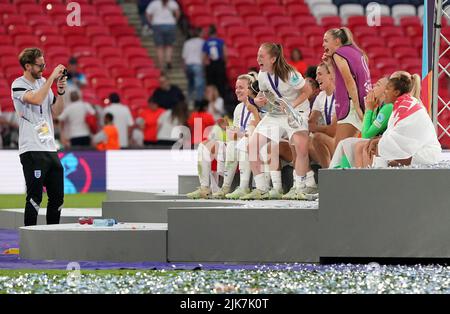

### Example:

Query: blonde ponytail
xmin=410 ymin=74 xmax=421 ymax=99
xmin=327 ymin=27 xmax=368 ymax=63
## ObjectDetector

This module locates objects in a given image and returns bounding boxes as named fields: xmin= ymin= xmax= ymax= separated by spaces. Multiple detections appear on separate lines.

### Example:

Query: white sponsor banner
xmin=0 ymin=151 xmax=25 ymax=194
xmin=106 ymin=149 xmax=197 ymax=193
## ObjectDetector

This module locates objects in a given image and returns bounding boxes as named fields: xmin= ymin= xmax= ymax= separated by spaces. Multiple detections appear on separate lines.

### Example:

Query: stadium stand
xmin=0 ymin=0 xmax=159 ymax=114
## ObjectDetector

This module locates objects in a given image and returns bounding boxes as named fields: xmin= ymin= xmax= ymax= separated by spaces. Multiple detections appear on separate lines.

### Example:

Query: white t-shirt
xmin=258 ymin=70 xmax=308 ymax=114
xmin=103 ymin=103 xmax=134 ymax=148
xmin=11 ymin=76 xmax=57 ymax=154
xmin=312 ymin=91 xmax=336 ymax=126
xmin=182 ymin=37 xmax=205 ymax=65
xmin=146 ymin=0 xmax=179 ymax=25
xmin=157 ymin=110 xmax=182 ymax=141
xmin=58 ymin=100 xmax=95 ymax=139
xmin=208 ymin=97 xmax=224 ymax=121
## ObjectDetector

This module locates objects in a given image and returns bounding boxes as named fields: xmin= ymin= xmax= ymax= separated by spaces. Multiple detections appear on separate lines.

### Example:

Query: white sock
xmin=294 ymin=171 xmax=306 ymax=189
xmin=305 ymin=170 xmax=317 ymax=187
xmin=254 ymin=173 xmax=269 ymax=192
xmin=270 ymin=171 xmax=282 ymax=191
xmin=216 ymin=141 xmax=226 ymax=176
xmin=239 ymin=160 xmax=251 ymax=190
xmin=223 ymin=141 xmax=238 ymax=188
xmin=198 ymin=143 xmax=211 ymax=188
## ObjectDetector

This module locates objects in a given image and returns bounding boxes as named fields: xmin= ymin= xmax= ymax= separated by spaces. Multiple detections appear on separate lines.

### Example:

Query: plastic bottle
xmin=93 ymin=219 xmax=117 ymax=227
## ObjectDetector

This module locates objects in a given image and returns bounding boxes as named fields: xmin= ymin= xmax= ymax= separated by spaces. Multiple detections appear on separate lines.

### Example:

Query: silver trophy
xmin=262 ymin=90 xmax=304 ymax=129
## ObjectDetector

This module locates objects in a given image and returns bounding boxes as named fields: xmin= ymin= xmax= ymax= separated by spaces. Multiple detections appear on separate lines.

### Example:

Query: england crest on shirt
xmin=290 ymin=72 xmax=301 ymax=87
xmin=34 ymin=170 xmax=41 ymax=179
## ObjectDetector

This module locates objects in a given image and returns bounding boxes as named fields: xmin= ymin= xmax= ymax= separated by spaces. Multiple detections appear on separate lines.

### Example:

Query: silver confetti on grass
xmin=2 ymin=265 xmax=450 ymax=294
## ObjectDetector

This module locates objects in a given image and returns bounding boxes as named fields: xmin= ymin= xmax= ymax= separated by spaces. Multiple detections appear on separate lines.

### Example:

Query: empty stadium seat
xmin=339 ymin=4 xmax=364 ymax=23
xmin=391 ymin=4 xmax=416 ymax=24
xmin=311 ymin=3 xmax=338 ymax=20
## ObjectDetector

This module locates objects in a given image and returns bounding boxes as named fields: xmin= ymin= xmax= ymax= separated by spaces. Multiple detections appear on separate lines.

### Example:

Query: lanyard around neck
xmin=324 ymin=93 xmax=335 ymax=125
xmin=267 ymin=73 xmax=282 ymax=98
xmin=240 ymin=103 xmax=252 ymax=131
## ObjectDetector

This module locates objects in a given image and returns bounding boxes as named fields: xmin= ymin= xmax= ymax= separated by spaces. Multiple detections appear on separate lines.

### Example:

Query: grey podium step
xmin=102 ymin=199 xmax=242 ymax=223
xmin=319 ymin=168 xmax=450 ymax=259
xmin=168 ymin=202 xmax=319 ymax=263
xmin=0 ymin=208 xmax=101 ymax=229
xmin=20 ymin=223 xmax=167 ymax=262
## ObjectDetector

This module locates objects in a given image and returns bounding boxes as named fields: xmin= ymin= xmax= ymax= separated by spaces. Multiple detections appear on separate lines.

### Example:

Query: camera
xmin=61 ymin=69 xmax=68 ymax=80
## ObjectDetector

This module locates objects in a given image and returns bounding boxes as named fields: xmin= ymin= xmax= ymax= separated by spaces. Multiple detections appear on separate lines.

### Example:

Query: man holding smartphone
xmin=11 ymin=48 xmax=67 ymax=226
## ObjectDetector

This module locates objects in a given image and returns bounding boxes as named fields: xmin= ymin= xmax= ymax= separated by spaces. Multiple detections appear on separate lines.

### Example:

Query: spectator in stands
xmin=58 ymin=90 xmax=96 ymax=149
xmin=130 ymin=117 xmax=145 ymax=148
xmin=205 ymin=84 xmax=225 ymax=121
xmin=152 ymin=74 xmax=185 ymax=110
xmin=290 ymin=48 xmax=308 ymax=76
xmin=138 ymin=0 xmax=153 ymax=36
xmin=203 ymin=25 xmax=227 ymax=97
xmin=139 ymin=95 xmax=166 ymax=146
xmin=308 ymin=63 xmax=337 ymax=169
xmin=322 ymin=27 xmax=371 ymax=149
xmin=368 ymin=74 xmax=441 ymax=166
xmin=182 ymin=27 xmax=205 ymax=104
xmin=103 ymin=93 xmax=134 ymax=149
xmin=146 ymin=0 xmax=180 ymax=70
xmin=93 ymin=113 xmax=120 ymax=151
xmin=187 ymin=99 xmax=216 ymax=147
xmin=66 ymin=57 xmax=87 ymax=89
xmin=157 ymin=99 xmax=188 ymax=146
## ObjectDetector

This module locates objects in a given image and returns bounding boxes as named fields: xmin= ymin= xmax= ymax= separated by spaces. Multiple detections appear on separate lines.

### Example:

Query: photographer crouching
xmin=11 ymin=48 xmax=67 ymax=226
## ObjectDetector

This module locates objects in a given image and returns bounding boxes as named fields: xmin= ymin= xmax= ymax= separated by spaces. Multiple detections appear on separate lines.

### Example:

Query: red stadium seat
xmin=66 ymin=35 xmax=91 ymax=47
xmin=292 ymin=15 xmax=317 ymax=28
xmin=97 ymin=47 xmax=122 ymax=59
xmin=261 ymin=5 xmax=286 ymax=17
xmin=379 ymin=26 xmax=404 ymax=38
xmin=117 ymin=38 xmax=142 ymax=51
xmin=347 ymin=16 xmax=368 ymax=28
xmin=136 ymin=67 xmax=161 ymax=80
xmin=233 ymin=36 xmax=258 ymax=49
xmin=91 ymin=78 xmax=116 ymax=89
xmin=110 ymin=67 xmax=136 ymax=79
xmin=34 ymin=25 xmax=59 ymax=36
xmin=367 ymin=47 xmax=392 ymax=60
xmin=286 ymin=4 xmax=310 ymax=17
xmin=28 ymin=15 xmax=53 ymax=26
xmin=212 ymin=5 xmax=237 ymax=17
xmin=77 ymin=56 xmax=101 ymax=69
xmin=186 ymin=5 xmax=211 ymax=17
xmin=85 ymin=26 xmax=110 ymax=38
xmin=3 ymin=15 xmax=27 ymax=27
xmin=360 ymin=37 xmax=385 ymax=50
xmin=0 ymin=45 xmax=18 ymax=56
xmin=129 ymin=56 xmax=154 ymax=70
xmin=14 ymin=35 xmax=40 ymax=48
xmin=191 ymin=16 xmax=215 ymax=28
xmin=269 ymin=16 xmax=292 ymax=28
xmin=46 ymin=46 xmax=71 ymax=59
xmin=116 ymin=78 xmax=143 ymax=90
xmin=386 ymin=37 xmax=412 ymax=49
xmin=0 ymin=4 xmax=17 ymax=15
xmin=71 ymin=46 xmax=97 ymax=58
xmin=0 ymin=35 xmax=13 ymax=45
xmin=43 ymin=3 xmax=66 ymax=16
xmin=235 ymin=4 xmax=261 ymax=17
xmin=218 ymin=16 xmax=243 ymax=28
xmin=245 ymin=16 xmax=267 ymax=28
xmin=303 ymin=26 xmax=325 ymax=38
xmin=375 ymin=58 xmax=398 ymax=70
xmin=251 ymin=26 xmax=275 ymax=38
xmin=276 ymin=26 xmax=302 ymax=40
xmin=321 ymin=16 xmax=342 ymax=29
xmin=103 ymin=15 xmax=129 ymax=27
xmin=110 ymin=25 xmax=136 ymax=38
xmin=90 ymin=36 xmax=116 ymax=49
xmin=61 ymin=25 xmax=86 ymax=37
xmin=393 ymin=47 xmax=418 ymax=59
xmin=40 ymin=35 xmax=65 ymax=46
xmin=122 ymin=88 xmax=148 ymax=102
xmin=226 ymin=26 xmax=252 ymax=42
xmin=97 ymin=5 xmax=124 ymax=17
